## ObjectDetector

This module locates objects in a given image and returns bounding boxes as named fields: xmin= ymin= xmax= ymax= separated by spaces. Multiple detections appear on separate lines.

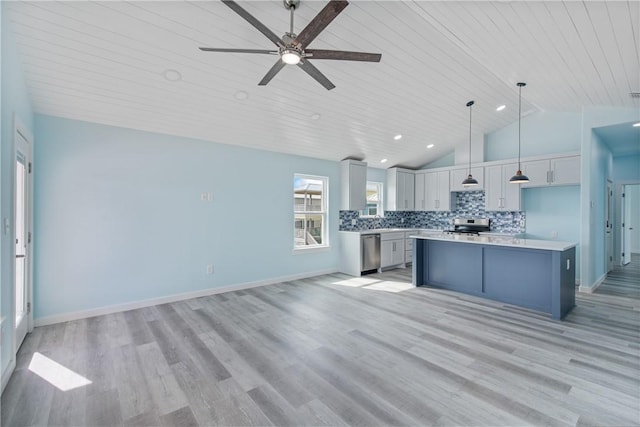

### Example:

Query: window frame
xmin=360 ymin=181 xmax=384 ymax=218
xmin=293 ymin=174 xmax=329 ymax=252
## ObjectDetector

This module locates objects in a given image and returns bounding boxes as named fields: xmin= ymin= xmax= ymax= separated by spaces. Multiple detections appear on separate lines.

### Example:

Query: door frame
xmin=617 ymin=180 xmax=640 ymax=266
xmin=606 ymin=179 xmax=613 ymax=272
xmin=11 ymin=115 xmax=34 ymax=349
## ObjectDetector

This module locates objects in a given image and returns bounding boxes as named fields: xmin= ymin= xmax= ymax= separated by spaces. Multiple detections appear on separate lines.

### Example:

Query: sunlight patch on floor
xmin=332 ymin=277 xmax=381 ymax=287
xmin=28 ymin=352 xmax=92 ymax=391
xmin=363 ymin=280 xmax=414 ymax=293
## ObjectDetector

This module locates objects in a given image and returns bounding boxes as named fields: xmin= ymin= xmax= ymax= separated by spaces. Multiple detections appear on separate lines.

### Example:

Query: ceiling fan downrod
xmin=284 ymin=0 xmax=300 ymax=37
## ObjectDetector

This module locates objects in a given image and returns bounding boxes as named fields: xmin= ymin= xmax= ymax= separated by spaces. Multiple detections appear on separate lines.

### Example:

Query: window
xmin=361 ymin=181 xmax=384 ymax=217
xmin=294 ymin=174 xmax=329 ymax=249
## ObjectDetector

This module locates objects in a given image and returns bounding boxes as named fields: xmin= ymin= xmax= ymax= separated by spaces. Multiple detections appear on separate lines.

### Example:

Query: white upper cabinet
xmin=340 ymin=159 xmax=367 ymax=210
xmin=521 ymin=155 xmax=580 ymax=188
xmin=424 ymin=170 xmax=451 ymax=211
xmin=551 ymin=156 xmax=581 ymax=186
xmin=386 ymin=168 xmax=415 ymax=211
xmin=414 ymin=172 xmax=426 ymax=211
xmin=485 ymin=163 xmax=521 ymax=211
xmin=450 ymin=166 xmax=484 ymax=192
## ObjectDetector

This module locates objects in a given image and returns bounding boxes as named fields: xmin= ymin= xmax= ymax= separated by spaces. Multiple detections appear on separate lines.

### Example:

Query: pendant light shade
xmin=462 ymin=100 xmax=479 ymax=187
xmin=510 ymin=82 xmax=529 ymax=184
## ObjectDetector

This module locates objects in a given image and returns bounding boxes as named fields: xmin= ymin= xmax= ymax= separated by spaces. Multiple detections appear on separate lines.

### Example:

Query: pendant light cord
xmin=517 ymin=83 xmax=524 ymax=170
xmin=467 ymin=100 xmax=474 ymax=175
xmin=468 ymin=103 xmax=472 ymax=174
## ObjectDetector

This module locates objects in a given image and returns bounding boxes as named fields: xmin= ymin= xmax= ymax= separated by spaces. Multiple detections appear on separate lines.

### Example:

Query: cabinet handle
xmin=546 ymin=171 xmax=550 ymax=183
xmin=550 ymin=170 xmax=554 ymax=183
xmin=422 ymin=200 xmax=425 ymax=209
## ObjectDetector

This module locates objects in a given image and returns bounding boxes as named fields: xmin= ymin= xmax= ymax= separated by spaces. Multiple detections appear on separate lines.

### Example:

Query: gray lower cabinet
xmin=381 ymin=232 xmax=405 ymax=268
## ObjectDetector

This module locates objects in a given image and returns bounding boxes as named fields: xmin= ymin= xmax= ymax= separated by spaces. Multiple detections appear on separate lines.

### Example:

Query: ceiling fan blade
xmin=258 ymin=60 xmax=286 ymax=86
xmin=305 ymin=49 xmax=381 ymax=62
xmin=200 ymin=47 xmax=278 ymax=55
xmin=293 ymin=0 xmax=348 ymax=49
xmin=221 ymin=0 xmax=283 ymax=47
xmin=297 ymin=60 xmax=335 ymax=90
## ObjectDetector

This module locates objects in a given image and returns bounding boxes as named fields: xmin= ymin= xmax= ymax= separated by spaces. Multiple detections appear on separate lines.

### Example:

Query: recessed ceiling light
xmin=310 ymin=113 xmax=321 ymax=120
xmin=394 ymin=134 xmax=402 ymax=140
xmin=496 ymin=105 xmax=506 ymax=111
xmin=234 ymin=90 xmax=249 ymax=100
xmin=380 ymin=159 xmax=388 ymax=163
xmin=163 ymin=69 xmax=182 ymax=82
xmin=427 ymin=144 xmax=434 ymax=149
xmin=633 ymin=122 xmax=640 ymax=127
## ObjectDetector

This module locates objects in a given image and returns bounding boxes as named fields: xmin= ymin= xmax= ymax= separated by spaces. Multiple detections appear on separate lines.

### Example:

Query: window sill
xmin=292 ymin=245 xmax=331 ymax=255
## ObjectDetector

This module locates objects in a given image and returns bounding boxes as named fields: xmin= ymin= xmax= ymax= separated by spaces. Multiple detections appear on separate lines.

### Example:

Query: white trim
xmin=578 ymin=273 xmax=606 ymax=293
xmin=292 ymin=245 xmax=331 ymax=255
xmin=34 ymin=269 xmax=338 ymax=327
xmin=1 ymin=358 xmax=16 ymax=393
xmin=0 ymin=316 xmax=15 ymax=393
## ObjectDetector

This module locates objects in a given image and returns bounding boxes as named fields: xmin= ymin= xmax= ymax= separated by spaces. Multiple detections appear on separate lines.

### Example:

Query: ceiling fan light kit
xmin=462 ymin=100 xmax=479 ymax=187
xmin=510 ymin=82 xmax=530 ymax=184
xmin=200 ymin=0 xmax=381 ymax=90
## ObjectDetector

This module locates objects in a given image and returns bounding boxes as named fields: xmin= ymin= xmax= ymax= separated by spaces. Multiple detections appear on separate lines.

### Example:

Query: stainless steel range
xmin=446 ymin=218 xmax=490 ymax=236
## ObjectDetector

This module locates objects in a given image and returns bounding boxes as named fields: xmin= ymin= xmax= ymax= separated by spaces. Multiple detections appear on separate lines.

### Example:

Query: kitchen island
xmin=411 ymin=233 xmax=577 ymax=320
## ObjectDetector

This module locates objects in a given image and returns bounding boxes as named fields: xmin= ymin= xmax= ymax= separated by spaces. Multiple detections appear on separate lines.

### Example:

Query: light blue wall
xmin=611 ymin=155 xmax=640 ymax=264
xmin=522 ymin=186 xmax=581 ymax=279
xmin=580 ymin=107 xmax=639 ymax=288
xmin=422 ymin=151 xmax=454 ymax=169
xmin=366 ymin=166 xmax=387 ymax=212
xmin=1 ymin=5 xmax=34 ymax=380
xmin=612 ymin=154 xmax=640 ymax=182
xmin=589 ymin=132 xmax=613 ymax=284
xmin=485 ymin=112 xmax=582 ymax=161
xmin=34 ymin=115 xmax=340 ymax=321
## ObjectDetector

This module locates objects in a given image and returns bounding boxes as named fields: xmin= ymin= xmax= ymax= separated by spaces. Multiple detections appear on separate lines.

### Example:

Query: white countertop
xmin=340 ymin=228 xmax=426 ymax=235
xmin=410 ymin=232 xmax=577 ymax=251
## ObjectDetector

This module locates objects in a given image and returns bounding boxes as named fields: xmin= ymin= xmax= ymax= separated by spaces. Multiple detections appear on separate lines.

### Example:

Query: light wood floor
xmin=596 ymin=253 xmax=640 ymax=298
xmin=2 ymin=263 xmax=639 ymax=426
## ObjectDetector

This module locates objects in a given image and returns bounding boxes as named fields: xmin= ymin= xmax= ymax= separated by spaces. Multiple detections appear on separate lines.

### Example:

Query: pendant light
xmin=509 ymin=82 xmax=530 ymax=184
xmin=462 ymin=100 xmax=479 ymax=187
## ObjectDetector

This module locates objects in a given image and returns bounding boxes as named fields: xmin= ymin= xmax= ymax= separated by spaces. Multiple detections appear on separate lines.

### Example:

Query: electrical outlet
xmin=206 ymin=265 xmax=214 ymax=275
xmin=401 ymin=217 xmax=405 ymax=223
xmin=207 ymin=192 xmax=213 ymax=202
xmin=351 ymin=219 xmax=357 ymax=226
xmin=551 ymin=230 xmax=558 ymax=239
xmin=201 ymin=192 xmax=208 ymax=201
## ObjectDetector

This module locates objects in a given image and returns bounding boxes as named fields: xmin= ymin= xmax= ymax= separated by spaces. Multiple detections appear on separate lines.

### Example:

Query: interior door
xmin=14 ymin=126 xmax=32 ymax=350
xmin=606 ymin=180 xmax=613 ymax=272
xmin=621 ymin=185 xmax=640 ymax=265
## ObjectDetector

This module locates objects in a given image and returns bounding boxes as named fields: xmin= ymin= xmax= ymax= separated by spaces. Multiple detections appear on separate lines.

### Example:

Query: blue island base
xmin=412 ymin=239 xmax=576 ymax=320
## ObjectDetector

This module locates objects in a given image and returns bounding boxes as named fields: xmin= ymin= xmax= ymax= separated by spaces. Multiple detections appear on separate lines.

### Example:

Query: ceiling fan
xmin=199 ymin=0 xmax=382 ymax=90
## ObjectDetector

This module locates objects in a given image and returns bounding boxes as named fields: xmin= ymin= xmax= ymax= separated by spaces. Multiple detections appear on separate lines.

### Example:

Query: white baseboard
xmin=34 ymin=268 xmax=337 ymax=327
xmin=578 ymin=273 xmax=606 ymax=293
xmin=1 ymin=359 xmax=16 ymax=394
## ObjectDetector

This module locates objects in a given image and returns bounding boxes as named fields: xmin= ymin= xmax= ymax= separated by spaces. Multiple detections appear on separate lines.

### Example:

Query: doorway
xmin=606 ymin=180 xmax=613 ymax=272
xmin=13 ymin=118 xmax=33 ymax=351
xmin=621 ymin=184 xmax=640 ymax=265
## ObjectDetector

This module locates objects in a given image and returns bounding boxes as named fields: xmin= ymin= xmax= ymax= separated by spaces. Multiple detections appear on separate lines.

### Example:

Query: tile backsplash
xmin=339 ymin=190 xmax=525 ymax=233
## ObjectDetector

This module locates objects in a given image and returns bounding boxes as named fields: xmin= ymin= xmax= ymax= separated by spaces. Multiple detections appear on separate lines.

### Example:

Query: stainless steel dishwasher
xmin=361 ymin=234 xmax=381 ymax=274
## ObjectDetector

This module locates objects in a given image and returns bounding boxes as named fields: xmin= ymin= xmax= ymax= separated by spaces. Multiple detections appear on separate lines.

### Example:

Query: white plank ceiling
xmin=5 ymin=1 xmax=639 ymax=168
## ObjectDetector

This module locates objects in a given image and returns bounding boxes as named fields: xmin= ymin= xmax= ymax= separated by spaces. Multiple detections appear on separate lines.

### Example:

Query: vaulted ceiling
xmin=5 ymin=1 xmax=639 ymax=168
